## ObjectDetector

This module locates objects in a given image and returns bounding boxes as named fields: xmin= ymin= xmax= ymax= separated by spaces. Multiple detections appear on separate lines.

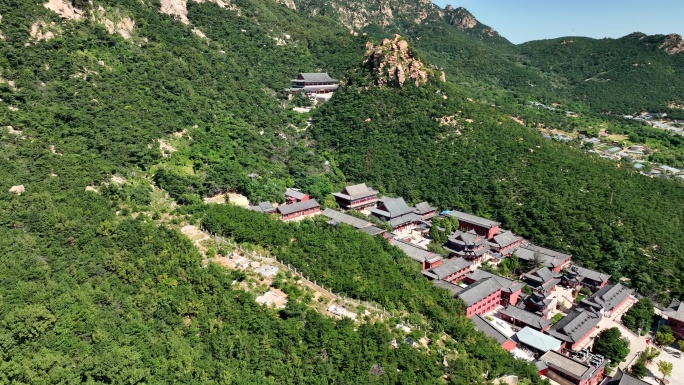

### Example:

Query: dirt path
xmin=181 ymin=227 xmax=393 ymax=321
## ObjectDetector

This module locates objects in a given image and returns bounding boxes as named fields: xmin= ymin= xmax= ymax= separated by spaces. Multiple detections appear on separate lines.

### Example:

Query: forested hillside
xmin=0 ymin=0 xmax=547 ymax=383
xmin=1 ymin=0 xmax=684 ymax=383
xmin=312 ymin=69 xmax=684 ymax=302
xmin=515 ymin=34 xmax=684 ymax=113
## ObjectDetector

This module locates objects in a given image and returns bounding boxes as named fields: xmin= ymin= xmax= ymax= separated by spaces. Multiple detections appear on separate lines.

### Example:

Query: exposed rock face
xmin=9 ymin=185 xmax=25 ymax=195
xmin=275 ymin=0 xmax=296 ymax=10
xmin=0 ymin=14 xmax=4 ymax=40
xmin=95 ymin=6 xmax=135 ymax=39
xmin=302 ymin=0 xmax=433 ymax=30
xmin=660 ymin=34 xmax=684 ymax=54
xmin=364 ymin=34 xmax=430 ymax=88
xmin=160 ymin=0 xmax=189 ymax=24
xmin=43 ymin=0 xmax=83 ymax=20
xmin=30 ymin=21 xmax=58 ymax=41
xmin=192 ymin=28 xmax=207 ymax=39
xmin=41 ymin=2 xmax=134 ymax=40
xmin=448 ymin=7 xmax=476 ymax=29
xmin=160 ymin=0 xmax=240 ymax=24
xmin=443 ymin=6 xmax=501 ymax=39
xmin=195 ymin=0 xmax=241 ymax=15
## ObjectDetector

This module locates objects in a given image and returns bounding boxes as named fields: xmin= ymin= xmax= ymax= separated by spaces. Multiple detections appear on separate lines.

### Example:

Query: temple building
xmin=333 ymin=183 xmax=379 ymax=211
xmin=444 ymin=230 xmax=490 ymax=262
xmin=370 ymin=197 xmax=421 ymax=231
xmin=445 ymin=210 xmax=500 ymax=239
xmin=287 ymin=73 xmax=339 ymax=96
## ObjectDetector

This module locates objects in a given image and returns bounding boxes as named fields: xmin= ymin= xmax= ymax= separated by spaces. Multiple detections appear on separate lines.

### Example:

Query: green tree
xmin=656 ymin=325 xmax=676 ymax=346
xmin=592 ymin=327 xmax=630 ymax=368
xmin=630 ymin=360 xmax=648 ymax=379
xmin=621 ymin=298 xmax=655 ymax=335
xmin=657 ymin=360 xmax=673 ymax=383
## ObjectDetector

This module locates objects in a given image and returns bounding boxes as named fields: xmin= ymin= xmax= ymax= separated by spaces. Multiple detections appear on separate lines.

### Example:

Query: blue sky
xmin=432 ymin=1 xmax=684 ymax=44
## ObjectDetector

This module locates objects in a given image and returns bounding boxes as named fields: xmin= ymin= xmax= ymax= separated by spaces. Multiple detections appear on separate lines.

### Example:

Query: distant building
xmin=321 ymin=208 xmax=371 ymax=229
xmin=413 ymin=201 xmax=437 ymax=220
xmin=431 ymin=279 xmax=464 ymax=297
xmin=392 ymin=239 xmax=443 ymax=270
xmin=488 ymin=230 xmax=523 ymax=256
xmin=546 ymin=309 xmax=601 ymax=351
xmin=664 ymin=300 xmax=684 ymax=339
xmin=472 ymin=315 xmax=517 ymax=351
xmin=538 ymin=350 xmax=606 ymax=385
xmin=247 ymin=201 xmax=277 ymax=214
xmin=445 ymin=210 xmax=501 ymax=239
xmin=514 ymin=245 xmax=572 ymax=272
xmin=563 ymin=265 xmax=611 ymax=291
xmin=603 ymin=368 xmax=650 ymax=385
xmin=521 ymin=290 xmax=556 ymax=318
xmin=277 ymin=199 xmax=320 ymax=221
xmin=580 ymin=283 xmax=633 ymax=317
xmin=499 ymin=306 xmax=551 ymax=332
xmin=422 ymin=257 xmax=473 ymax=283
xmin=459 ymin=270 xmax=523 ymax=318
xmin=444 ymin=230 xmax=490 ymax=262
xmin=370 ymin=197 xmax=421 ymax=231
xmin=285 ymin=188 xmax=310 ymax=204
xmin=523 ymin=267 xmax=561 ymax=293
xmin=514 ymin=326 xmax=561 ymax=355
xmin=287 ymin=73 xmax=339 ymax=96
xmin=358 ymin=225 xmax=389 ymax=238
xmin=332 ymin=183 xmax=379 ymax=211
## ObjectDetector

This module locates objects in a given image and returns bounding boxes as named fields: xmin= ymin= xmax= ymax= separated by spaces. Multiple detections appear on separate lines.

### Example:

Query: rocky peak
xmin=442 ymin=6 xmax=503 ymax=41
xmin=446 ymin=7 xmax=476 ymax=30
xmin=660 ymin=34 xmax=684 ymax=54
xmin=363 ymin=34 xmax=433 ymax=88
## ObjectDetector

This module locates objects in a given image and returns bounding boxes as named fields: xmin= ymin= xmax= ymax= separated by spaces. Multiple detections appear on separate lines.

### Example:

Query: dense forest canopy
xmin=0 ymin=0 xmax=683 ymax=383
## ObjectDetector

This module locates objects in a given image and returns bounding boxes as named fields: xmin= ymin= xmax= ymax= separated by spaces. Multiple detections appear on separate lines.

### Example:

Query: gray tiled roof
xmin=393 ymin=240 xmax=442 ymax=264
xmin=458 ymin=277 xmax=503 ymax=306
xmin=514 ymin=245 xmax=570 ymax=269
xmin=449 ymin=230 xmax=484 ymax=246
xmin=447 ymin=210 xmax=500 ymax=228
xmin=333 ymin=183 xmax=378 ymax=200
xmin=525 ymin=244 xmax=571 ymax=260
xmin=666 ymin=300 xmax=684 ymax=322
xmin=344 ymin=183 xmax=376 ymax=199
xmin=546 ymin=309 xmax=601 ymax=343
xmin=500 ymin=306 xmax=551 ymax=330
xmin=277 ymin=199 xmax=320 ymax=215
xmin=414 ymin=201 xmax=436 ymax=214
xmin=524 ymin=267 xmax=559 ymax=285
xmin=489 ymin=231 xmax=521 ymax=248
xmin=604 ymin=369 xmax=650 ymax=385
xmin=296 ymin=73 xmax=337 ymax=83
xmin=285 ymin=188 xmax=308 ymax=200
xmin=472 ymin=315 xmax=510 ymax=345
xmin=465 ymin=270 xmax=522 ymax=293
xmin=248 ymin=201 xmax=276 ymax=213
xmin=580 ymin=283 xmax=633 ymax=312
xmin=431 ymin=280 xmax=463 ymax=296
xmin=378 ymin=197 xmax=415 ymax=218
xmin=429 ymin=258 xmax=472 ymax=280
xmin=389 ymin=213 xmax=421 ymax=228
xmin=358 ymin=226 xmax=385 ymax=236
xmin=567 ymin=265 xmax=611 ymax=284
xmin=321 ymin=208 xmax=370 ymax=229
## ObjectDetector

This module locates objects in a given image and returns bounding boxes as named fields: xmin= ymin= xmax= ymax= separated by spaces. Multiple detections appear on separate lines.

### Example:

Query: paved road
xmin=643 ymin=344 xmax=684 ymax=385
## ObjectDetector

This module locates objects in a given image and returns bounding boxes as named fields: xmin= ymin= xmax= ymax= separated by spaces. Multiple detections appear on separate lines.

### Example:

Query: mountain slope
xmin=0 ymin=1 xmax=547 ymax=384
xmin=311 ymin=38 xmax=684 ymax=302
xmin=514 ymin=33 xmax=684 ymax=113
